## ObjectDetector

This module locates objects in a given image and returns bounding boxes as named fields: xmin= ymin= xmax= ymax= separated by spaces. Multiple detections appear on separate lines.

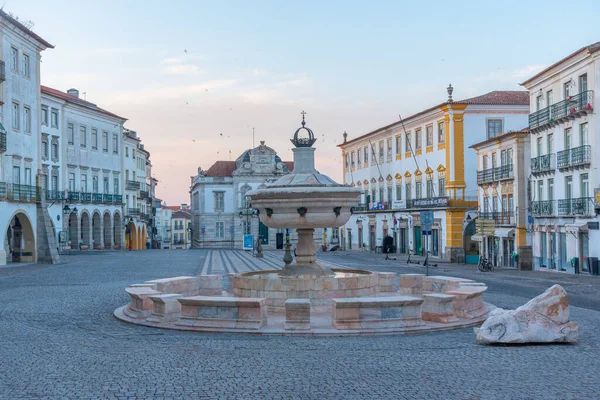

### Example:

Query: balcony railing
xmin=103 ymin=194 xmax=113 ymax=203
xmin=558 ymin=197 xmax=593 ymax=217
xmin=92 ymin=193 xmax=103 ymax=203
xmin=0 ymin=131 xmax=6 ymax=153
xmin=531 ymin=200 xmax=555 ymax=217
xmin=557 ymin=145 xmax=591 ymax=169
xmin=531 ymin=154 xmax=556 ymax=174
xmin=114 ymin=195 xmax=123 ymax=204
xmin=46 ymin=190 xmax=66 ymax=201
xmin=477 ymin=164 xmax=513 ymax=184
xmin=68 ymin=191 xmax=80 ymax=201
xmin=0 ymin=183 xmax=40 ymax=202
xmin=529 ymin=90 xmax=594 ymax=130
xmin=139 ymin=190 xmax=149 ymax=200
xmin=126 ymin=180 xmax=141 ymax=190
xmin=351 ymin=197 xmax=450 ymax=213
xmin=80 ymin=192 xmax=92 ymax=202
xmin=128 ymin=208 xmax=141 ymax=216
xmin=479 ymin=211 xmax=515 ymax=225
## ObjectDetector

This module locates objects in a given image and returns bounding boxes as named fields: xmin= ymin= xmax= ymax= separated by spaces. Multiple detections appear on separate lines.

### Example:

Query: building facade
xmin=0 ymin=11 xmax=54 ymax=265
xmin=521 ymin=42 xmax=600 ymax=274
xmin=190 ymin=141 xmax=300 ymax=249
xmin=338 ymin=87 xmax=529 ymax=262
xmin=41 ymin=86 xmax=126 ymax=252
xmin=171 ymin=210 xmax=191 ymax=249
xmin=470 ymin=129 xmax=532 ymax=269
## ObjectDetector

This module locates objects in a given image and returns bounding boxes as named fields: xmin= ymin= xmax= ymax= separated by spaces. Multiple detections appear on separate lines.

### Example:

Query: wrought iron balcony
xmin=0 ymin=183 xmax=40 ymax=202
xmin=479 ymin=211 xmax=515 ymax=225
xmin=103 ymin=194 xmax=113 ymax=203
xmin=494 ymin=164 xmax=514 ymax=181
xmin=558 ymin=197 xmax=593 ymax=217
xmin=92 ymin=193 xmax=103 ymax=203
xmin=477 ymin=168 xmax=494 ymax=185
xmin=531 ymin=154 xmax=555 ymax=175
xmin=351 ymin=203 xmax=368 ymax=213
xmin=531 ymin=200 xmax=554 ymax=217
xmin=557 ymin=145 xmax=591 ymax=169
xmin=68 ymin=191 xmax=80 ymax=201
xmin=139 ymin=190 xmax=149 ymax=200
xmin=126 ymin=180 xmax=141 ymax=190
xmin=46 ymin=190 xmax=66 ymax=201
xmin=80 ymin=192 xmax=92 ymax=202
xmin=113 ymin=195 xmax=123 ymax=204
xmin=0 ymin=131 xmax=6 ymax=153
xmin=128 ymin=208 xmax=141 ymax=216
xmin=529 ymin=90 xmax=594 ymax=131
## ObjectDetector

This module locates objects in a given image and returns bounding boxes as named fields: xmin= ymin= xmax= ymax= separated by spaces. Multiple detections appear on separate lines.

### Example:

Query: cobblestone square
xmin=1 ymin=250 xmax=599 ymax=399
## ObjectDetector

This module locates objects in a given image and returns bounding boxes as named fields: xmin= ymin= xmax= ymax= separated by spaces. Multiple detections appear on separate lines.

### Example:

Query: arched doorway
xmin=103 ymin=212 xmax=112 ymax=250
xmin=68 ymin=212 xmax=79 ymax=249
xmin=137 ymin=226 xmax=141 ymax=250
xmin=113 ymin=212 xmax=122 ymax=250
xmin=126 ymin=222 xmax=136 ymax=251
xmin=92 ymin=211 xmax=102 ymax=249
xmin=5 ymin=212 xmax=36 ymax=262
xmin=141 ymin=225 xmax=147 ymax=250
xmin=464 ymin=219 xmax=478 ymax=264
xmin=80 ymin=212 xmax=91 ymax=249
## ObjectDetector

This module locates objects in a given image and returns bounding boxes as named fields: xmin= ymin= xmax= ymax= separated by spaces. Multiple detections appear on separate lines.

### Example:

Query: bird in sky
xmin=219 ymin=133 xmax=223 ymax=136
xmin=184 ymin=49 xmax=188 ymax=53
xmin=192 ymin=139 xmax=196 ymax=142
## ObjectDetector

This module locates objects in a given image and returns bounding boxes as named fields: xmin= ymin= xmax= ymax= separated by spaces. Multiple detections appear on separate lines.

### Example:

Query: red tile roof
xmin=520 ymin=42 xmax=600 ymax=87
xmin=41 ymin=85 xmax=127 ymax=121
xmin=172 ymin=211 xmax=191 ymax=219
xmin=0 ymin=10 xmax=54 ymax=49
xmin=340 ymin=90 xmax=529 ymax=147
xmin=204 ymin=160 xmax=294 ymax=177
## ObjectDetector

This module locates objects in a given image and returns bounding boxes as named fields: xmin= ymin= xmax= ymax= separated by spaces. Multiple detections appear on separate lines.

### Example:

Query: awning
xmin=495 ymin=228 xmax=515 ymax=238
xmin=471 ymin=234 xmax=484 ymax=242
xmin=565 ymin=220 xmax=588 ymax=233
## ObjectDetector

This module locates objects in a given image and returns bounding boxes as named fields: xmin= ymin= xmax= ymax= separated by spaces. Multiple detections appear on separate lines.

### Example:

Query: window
xmin=547 ymin=134 xmax=553 ymax=154
xmin=405 ymin=132 xmax=411 ymax=152
xmin=23 ymin=106 xmax=31 ymax=133
xmin=125 ymin=147 xmax=129 ymax=157
xmin=215 ymin=222 xmax=224 ymax=238
xmin=565 ymin=176 xmax=572 ymax=199
xmin=580 ymin=123 xmax=588 ymax=146
xmin=68 ymin=173 xmax=75 ymax=191
xmin=536 ymin=95 xmax=543 ymax=111
xmin=80 ymin=174 xmax=87 ymax=192
xmin=501 ymin=150 xmax=507 ymax=167
xmin=132 ymin=148 xmax=135 ymax=159
xmin=68 ymin=123 xmax=74 ymax=145
xmin=10 ymin=47 xmax=18 ymax=72
xmin=357 ymin=149 xmax=361 ymax=165
xmin=395 ymin=135 xmax=402 ymax=155
xmin=547 ymin=179 xmax=553 ymax=201
xmin=426 ymin=125 xmax=433 ymax=147
xmin=103 ymin=177 xmax=109 ymax=193
xmin=350 ymin=151 xmax=355 ymax=167
xmin=214 ymin=191 xmax=225 ymax=211
xmin=345 ymin=154 xmax=349 ymax=168
xmin=483 ymin=197 xmax=490 ymax=213
xmin=426 ymin=180 xmax=433 ymax=198
xmin=114 ymin=178 xmax=119 ymax=195
xmin=405 ymin=183 xmax=412 ymax=201
xmin=371 ymin=189 xmax=375 ymax=203
xmin=13 ymin=166 xmax=20 ymax=184
xmin=24 ymin=167 xmax=31 ymax=186
xmin=438 ymin=178 xmax=445 ymax=196
xmin=364 ymin=147 xmax=368 ymax=165
xmin=438 ymin=121 xmax=445 ymax=143
xmin=537 ymin=180 xmax=543 ymax=201
xmin=51 ymin=108 xmax=59 ymax=128
xmin=42 ymin=141 xmax=48 ymax=159
xmin=416 ymin=181 xmax=422 ymax=199
xmin=92 ymin=176 xmax=99 ymax=193
xmin=12 ymin=102 xmax=19 ymax=130
xmin=581 ymin=174 xmax=589 ymax=198
xmin=102 ymin=131 xmax=108 ymax=152
xmin=395 ymin=184 xmax=402 ymax=200
xmin=482 ymin=155 xmax=488 ymax=170
xmin=80 ymin=126 xmax=87 ymax=148
xmin=387 ymin=186 xmax=392 ymax=204
xmin=564 ymin=128 xmax=572 ymax=150
xmin=113 ymin=134 xmax=118 ymax=153
xmin=487 ymin=119 xmax=503 ymax=139
xmin=51 ymin=142 xmax=58 ymax=160
xmin=379 ymin=187 xmax=384 ymax=203
xmin=91 ymin=129 xmax=98 ymax=150
xmin=387 ymin=138 xmax=392 ymax=160
xmin=415 ymin=128 xmax=422 ymax=150
xmin=22 ymin=54 xmax=30 ymax=78
xmin=51 ymin=175 xmax=58 ymax=192
xmin=378 ymin=141 xmax=384 ymax=160
xmin=564 ymin=82 xmax=571 ymax=99
xmin=41 ymin=106 xmax=49 ymax=126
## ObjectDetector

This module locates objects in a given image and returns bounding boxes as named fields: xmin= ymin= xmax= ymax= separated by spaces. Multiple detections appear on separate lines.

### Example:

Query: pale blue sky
xmin=9 ymin=0 xmax=600 ymax=204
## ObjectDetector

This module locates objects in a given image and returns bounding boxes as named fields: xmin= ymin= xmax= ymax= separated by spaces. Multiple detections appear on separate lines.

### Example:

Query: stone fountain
xmin=115 ymin=114 xmax=493 ymax=335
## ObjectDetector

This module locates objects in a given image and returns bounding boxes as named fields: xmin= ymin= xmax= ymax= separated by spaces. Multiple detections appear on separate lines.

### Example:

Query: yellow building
xmin=338 ymin=86 xmax=529 ymax=262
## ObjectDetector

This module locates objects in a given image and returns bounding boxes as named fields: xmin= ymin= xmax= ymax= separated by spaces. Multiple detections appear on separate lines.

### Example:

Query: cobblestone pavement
xmin=1 ymin=250 xmax=599 ymax=400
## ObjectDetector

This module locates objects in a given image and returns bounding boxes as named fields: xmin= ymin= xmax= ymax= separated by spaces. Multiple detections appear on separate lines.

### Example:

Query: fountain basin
xmin=230 ymin=268 xmax=379 ymax=313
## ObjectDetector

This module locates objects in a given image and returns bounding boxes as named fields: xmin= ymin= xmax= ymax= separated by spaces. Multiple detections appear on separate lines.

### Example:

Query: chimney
xmin=67 ymin=88 xmax=79 ymax=98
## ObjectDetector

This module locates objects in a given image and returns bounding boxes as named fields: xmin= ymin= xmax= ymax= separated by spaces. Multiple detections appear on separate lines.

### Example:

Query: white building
xmin=190 ymin=141 xmax=299 ymax=249
xmin=171 ymin=210 xmax=191 ymax=249
xmin=0 ymin=10 xmax=54 ymax=265
xmin=153 ymin=200 xmax=172 ymax=249
xmin=338 ymin=87 xmax=529 ymax=262
xmin=41 ymin=86 xmax=127 ymax=251
xmin=521 ymin=42 xmax=600 ymax=274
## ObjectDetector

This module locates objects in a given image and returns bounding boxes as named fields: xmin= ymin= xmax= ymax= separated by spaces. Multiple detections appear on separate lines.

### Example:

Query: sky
xmin=9 ymin=0 xmax=600 ymax=205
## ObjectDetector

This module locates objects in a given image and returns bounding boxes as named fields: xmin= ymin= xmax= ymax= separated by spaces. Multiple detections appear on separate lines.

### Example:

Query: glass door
xmin=550 ymin=232 xmax=556 ymax=269
xmin=541 ymin=232 xmax=547 ymax=268
xmin=581 ymin=233 xmax=589 ymax=273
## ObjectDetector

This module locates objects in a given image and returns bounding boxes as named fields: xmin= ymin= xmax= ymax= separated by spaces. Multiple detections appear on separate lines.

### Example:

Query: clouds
xmin=161 ymin=64 xmax=205 ymax=75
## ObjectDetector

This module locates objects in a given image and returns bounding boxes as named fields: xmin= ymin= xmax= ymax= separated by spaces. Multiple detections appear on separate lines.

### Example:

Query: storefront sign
xmin=588 ymin=222 xmax=599 ymax=230
xmin=412 ymin=197 xmax=449 ymax=208
xmin=243 ymin=234 xmax=254 ymax=250
xmin=392 ymin=200 xmax=406 ymax=209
